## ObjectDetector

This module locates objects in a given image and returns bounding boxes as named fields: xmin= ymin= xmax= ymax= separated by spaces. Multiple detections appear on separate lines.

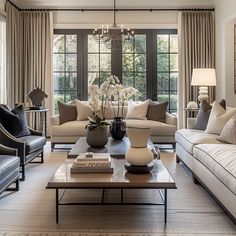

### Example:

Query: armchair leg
xmin=51 ymin=143 xmax=55 ymax=152
xmin=16 ymin=178 xmax=19 ymax=191
xmin=41 ymin=152 xmax=44 ymax=163
xmin=176 ymin=154 xmax=180 ymax=164
xmin=20 ymin=165 xmax=25 ymax=181
xmin=172 ymin=143 xmax=176 ymax=150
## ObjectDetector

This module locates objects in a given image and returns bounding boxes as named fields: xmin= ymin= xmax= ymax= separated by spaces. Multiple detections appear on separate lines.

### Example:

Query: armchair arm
xmin=51 ymin=115 xmax=60 ymax=126
xmin=0 ymin=144 xmax=18 ymax=156
xmin=0 ymin=124 xmax=25 ymax=157
xmin=28 ymin=127 xmax=43 ymax=136
xmin=165 ymin=113 xmax=177 ymax=127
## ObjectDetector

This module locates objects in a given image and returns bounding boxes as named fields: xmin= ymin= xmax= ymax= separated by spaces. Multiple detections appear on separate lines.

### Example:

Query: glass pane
xmin=122 ymin=72 xmax=134 ymax=87
xmin=66 ymin=54 xmax=77 ymax=71
xmin=135 ymin=35 xmax=146 ymax=53
xmin=135 ymin=73 xmax=146 ymax=91
xmin=157 ymin=73 xmax=169 ymax=90
xmin=66 ymin=35 xmax=77 ymax=53
xmin=100 ymin=54 xmax=111 ymax=71
xmin=122 ymin=54 xmax=133 ymax=71
xmin=170 ymin=35 xmax=178 ymax=53
xmin=170 ymin=93 xmax=178 ymax=110
xmin=157 ymin=54 xmax=169 ymax=71
xmin=54 ymin=91 xmax=65 ymax=110
xmin=88 ymin=72 xmax=99 ymax=85
xmin=157 ymin=35 xmax=169 ymax=53
xmin=100 ymin=40 xmax=111 ymax=53
xmin=88 ymin=54 xmax=99 ymax=71
xmin=100 ymin=71 xmax=111 ymax=84
xmin=65 ymin=73 xmax=77 ymax=90
xmin=135 ymin=54 xmax=146 ymax=71
xmin=54 ymin=73 xmax=65 ymax=90
xmin=122 ymin=38 xmax=133 ymax=53
xmin=170 ymin=73 xmax=178 ymax=91
xmin=137 ymin=91 xmax=146 ymax=101
xmin=53 ymin=35 xmax=64 ymax=53
xmin=53 ymin=54 xmax=64 ymax=71
xmin=88 ymin=35 xmax=99 ymax=53
xmin=170 ymin=54 xmax=178 ymax=72
xmin=65 ymin=91 xmax=77 ymax=103
xmin=157 ymin=91 xmax=169 ymax=103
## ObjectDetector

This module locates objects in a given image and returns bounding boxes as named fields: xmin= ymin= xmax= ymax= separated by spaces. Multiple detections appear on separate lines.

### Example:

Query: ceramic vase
xmin=125 ymin=127 xmax=153 ymax=166
xmin=86 ymin=126 xmax=109 ymax=148
xmin=110 ymin=117 xmax=126 ymax=140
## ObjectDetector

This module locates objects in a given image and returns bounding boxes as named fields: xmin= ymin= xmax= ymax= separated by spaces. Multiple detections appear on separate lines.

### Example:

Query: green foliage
xmin=86 ymin=114 xmax=110 ymax=131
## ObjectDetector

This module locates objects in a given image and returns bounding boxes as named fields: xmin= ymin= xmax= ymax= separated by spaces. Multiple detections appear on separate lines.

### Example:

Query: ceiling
xmin=11 ymin=0 xmax=215 ymax=9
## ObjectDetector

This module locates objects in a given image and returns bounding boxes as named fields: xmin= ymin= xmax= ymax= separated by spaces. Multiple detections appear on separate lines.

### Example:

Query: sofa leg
xmin=51 ymin=143 xmax=55 ymax=152
xmin=192 ymin=174 xmax=200 ymax=185
xmin=41 ymin=152 xmax=44 ymax=163
xmin=20 ymin=165 xmax=25 ymax=181
xmin=172 ymin=143 xmax=176 ymax=150
xmin=176 ymin=155 xmax=180 ymax=164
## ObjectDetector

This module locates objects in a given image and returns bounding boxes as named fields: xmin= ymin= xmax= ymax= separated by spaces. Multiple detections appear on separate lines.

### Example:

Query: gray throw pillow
xmin=58 ymin=101 xmax=77 ymax=125
xmin=146 ymin=101 xmax=168 ymax=122
xmin=192 ymin=99 xmax=226 ymax=130
xmin=218 ymin=114 xmax=236 ymax=144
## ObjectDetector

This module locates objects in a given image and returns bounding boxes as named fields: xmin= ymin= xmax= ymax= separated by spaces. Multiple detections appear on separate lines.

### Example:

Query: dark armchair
xmin=0 ymin=124 xmax=46 ymax=180
xmin=0 ymin=144 xmax=20 ymax=194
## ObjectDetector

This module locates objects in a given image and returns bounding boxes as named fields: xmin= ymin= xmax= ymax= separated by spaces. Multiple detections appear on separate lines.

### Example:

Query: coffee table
xmin=46 ymin=159 xmax=176 ymax=224
xmin=67 ymin=137 xmax=158 ymax=159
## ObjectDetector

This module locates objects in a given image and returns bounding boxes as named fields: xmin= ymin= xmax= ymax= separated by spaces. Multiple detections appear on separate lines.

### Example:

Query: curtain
xmin=178 ymin=11 xmax=215 ymax=128
xmin=6 ymin=2 xmax=53 ymax=132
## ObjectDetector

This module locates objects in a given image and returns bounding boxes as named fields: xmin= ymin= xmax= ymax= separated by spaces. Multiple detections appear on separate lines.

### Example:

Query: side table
xmin=25 ymin=108 xmax=49 ymax=137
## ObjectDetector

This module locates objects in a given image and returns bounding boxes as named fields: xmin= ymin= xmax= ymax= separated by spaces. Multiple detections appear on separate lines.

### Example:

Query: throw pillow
xmin=75 ymin=99 xmax=93 ymax=121
xmin=146 ymin=101 xmax=168 ymax=122
xmin=0 ymin=105 xmax=30 ymax=138
xmin=217 ymin=114 xmax=236 ymax=144
xmin=192 ymin=99 xmax=226 ymax=130
xmin=126 ymin=100 xmax=149 ymax=120
xmin=205 ymin=101 xmax=236 ymax=135
xmin=58 ymin=101 xmax=77 ymax=125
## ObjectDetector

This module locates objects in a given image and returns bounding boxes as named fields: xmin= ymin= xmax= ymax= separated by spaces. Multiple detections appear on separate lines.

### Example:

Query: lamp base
xmin=198 ymin=86 xmax=209 ymax=103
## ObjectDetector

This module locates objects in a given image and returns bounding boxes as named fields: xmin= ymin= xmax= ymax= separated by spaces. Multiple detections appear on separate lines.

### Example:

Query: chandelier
xmin=93 ymin=0 xmax=134 ymax=50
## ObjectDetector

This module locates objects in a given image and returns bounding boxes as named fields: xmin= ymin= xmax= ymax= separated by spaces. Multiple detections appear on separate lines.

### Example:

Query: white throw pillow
xmin=205 ymin=101 xmax=236 ymax=135
xmin=126 ymin=100 xmax=149 ymax=120
xmin=75 ymin=100 xmax=93 ymax=121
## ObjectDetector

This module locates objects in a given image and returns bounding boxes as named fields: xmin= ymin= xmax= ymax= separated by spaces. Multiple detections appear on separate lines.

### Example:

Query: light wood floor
xmin=0 ymin=142 xmax=235 ymax=235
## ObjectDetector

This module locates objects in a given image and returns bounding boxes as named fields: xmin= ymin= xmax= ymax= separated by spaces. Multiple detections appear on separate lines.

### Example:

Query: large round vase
xmin=86 ymin=126 xmax=109 ymax=148
xmin=125 ymin=127 xmax=153 ymax=166
xmin=110 ymin=117 xmax=126 ymax=140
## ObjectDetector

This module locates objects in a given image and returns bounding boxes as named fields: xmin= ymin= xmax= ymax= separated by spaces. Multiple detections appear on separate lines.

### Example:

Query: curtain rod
xmin=6 ymin=1 xmax=214 ymax=12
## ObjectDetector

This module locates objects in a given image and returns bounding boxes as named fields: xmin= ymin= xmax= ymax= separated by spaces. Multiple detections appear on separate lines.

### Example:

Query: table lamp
xmin=191 ymin=68 xmax=216 ymax=103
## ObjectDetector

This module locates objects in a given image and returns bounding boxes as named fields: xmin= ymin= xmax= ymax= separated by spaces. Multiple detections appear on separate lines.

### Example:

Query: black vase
xmin=110 ymin=117 xmax=126 ymax=140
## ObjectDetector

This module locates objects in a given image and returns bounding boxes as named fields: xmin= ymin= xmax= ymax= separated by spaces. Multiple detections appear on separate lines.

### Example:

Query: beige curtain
xmin=6 ymin=2 xmax=53 ymax=132
xmin=178 ymin=11 xmax=215 ymax=128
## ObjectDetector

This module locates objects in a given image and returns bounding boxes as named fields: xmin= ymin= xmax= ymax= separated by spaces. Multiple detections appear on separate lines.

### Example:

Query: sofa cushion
xmin=175 ymin=129 xmax=221 ymax=154
xmin=126 ymin=100 xmax=149 ymax=120
xmin=0 ymin=155 xmax=20 ymax=180
xmin=58 ymin=101 xmax=77 ymax=125
xmin=193 ymin=144 xmax=236 ymax=195
xmin=18 ymin=135 xmax=47 ymax=154
xmin=75 ymin=100 xmax=93 ymax=121
xmin=51 ymin=120 xmax=89 ymax=136
xmin=146 ymin=101 xmax=168 ymax=122
xmin=125 ymin=119 xmax=176 ymax=136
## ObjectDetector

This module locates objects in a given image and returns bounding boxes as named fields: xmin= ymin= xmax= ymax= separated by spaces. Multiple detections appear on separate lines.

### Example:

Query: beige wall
xmin=53 ymin=11 xmax=178 ymax=29
xmin=214 ymin=0 xmax=236 ymax=106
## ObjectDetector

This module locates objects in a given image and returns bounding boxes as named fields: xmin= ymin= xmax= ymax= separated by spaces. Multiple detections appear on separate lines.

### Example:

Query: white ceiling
xmin=11 ymin=0 xmax=215 ymax=9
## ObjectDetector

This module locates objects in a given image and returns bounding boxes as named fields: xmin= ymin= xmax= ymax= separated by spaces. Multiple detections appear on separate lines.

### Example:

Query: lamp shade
xmin=191 ymin=68 xmax=216 ymax=86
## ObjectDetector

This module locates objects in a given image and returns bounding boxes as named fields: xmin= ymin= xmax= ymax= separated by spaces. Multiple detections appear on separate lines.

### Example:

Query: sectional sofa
xmin=50 ymin=101 xmax=177 ymax=150
xmin=175 ymin=118 xmax=236 ymax=223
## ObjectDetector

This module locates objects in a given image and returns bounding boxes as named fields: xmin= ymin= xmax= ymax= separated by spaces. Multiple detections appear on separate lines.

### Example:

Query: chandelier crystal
xmin=93 ymin=0 xmax=134 ymax=50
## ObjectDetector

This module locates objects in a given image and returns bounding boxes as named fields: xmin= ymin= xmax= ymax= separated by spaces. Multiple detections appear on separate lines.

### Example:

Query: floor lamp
xmin=191 ymin=68 xmax=216 ymax=103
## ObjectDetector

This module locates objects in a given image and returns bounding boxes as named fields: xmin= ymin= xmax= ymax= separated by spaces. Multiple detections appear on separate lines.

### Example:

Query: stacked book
xmin=70 ymin=152 xmax=113 ymax=174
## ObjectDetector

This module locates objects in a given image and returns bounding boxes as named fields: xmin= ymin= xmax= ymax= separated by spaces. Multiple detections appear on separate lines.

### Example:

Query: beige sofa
xmin=50 ymin=101 xmax=177 ymax=150
xmin=175 ymin=119 xmax=236 ymax=223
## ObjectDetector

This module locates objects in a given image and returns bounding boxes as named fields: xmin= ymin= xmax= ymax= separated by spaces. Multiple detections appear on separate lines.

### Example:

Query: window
xmin=53 ymin=34 xmax=78 ymax=113
xmin=53 ymin=29 xmax=178 ymax=114
xmin=0 ymin=19 xmax=6 ymax=104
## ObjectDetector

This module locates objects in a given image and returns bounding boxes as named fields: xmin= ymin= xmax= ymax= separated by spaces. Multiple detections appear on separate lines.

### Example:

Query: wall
xmin=0 ymin=0 xmax=5 ymax=15
xmin=214 ymin=0 xmax=236 ymax=106
xmin=53 ymin=11 xmax=178 ymax=29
